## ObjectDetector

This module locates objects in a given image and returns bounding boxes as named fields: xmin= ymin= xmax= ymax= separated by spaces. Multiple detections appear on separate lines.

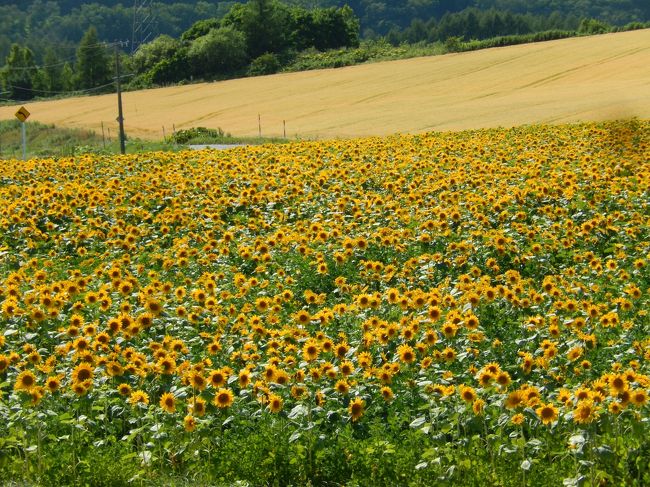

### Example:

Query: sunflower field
xmin=0 ymin=120 xmax=649 ymax=486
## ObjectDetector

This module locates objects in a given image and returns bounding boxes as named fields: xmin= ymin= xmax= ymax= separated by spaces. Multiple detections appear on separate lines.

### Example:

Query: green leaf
xmin=410 ymin=416 xmax=426 ymax=428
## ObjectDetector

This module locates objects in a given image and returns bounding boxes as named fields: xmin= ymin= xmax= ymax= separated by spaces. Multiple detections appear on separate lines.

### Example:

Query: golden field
xmin=1 ymin=29 xmax=649 ymax=140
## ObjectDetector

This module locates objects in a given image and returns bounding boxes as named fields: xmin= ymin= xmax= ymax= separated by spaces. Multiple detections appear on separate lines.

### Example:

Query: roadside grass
xmin=0 ymin=120 xmax=287 ymax=159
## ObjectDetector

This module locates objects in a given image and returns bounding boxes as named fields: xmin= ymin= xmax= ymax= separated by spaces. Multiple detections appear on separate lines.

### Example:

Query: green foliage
xmin=578 ymin=18 xmax=611 ymax=35
xmin=187 ymin=26 xmax=249 ymax=77
xmin=248 ymin=53 xmax=281 ymax=76
xmin=0 ymin=43 xmax=36 ymax=100
xmin=1 ymin=413 xmax=649 ymax=486
xmin=222 ymin=0 xmax=291 ymax=59
xmin=180 ymin=18 xmax=222 ymax=42
xmin=39 ymin=47 xmax=73 ymax=93
xmin=0 ymin=119 xmax=187 ymax=158
xmin=167 ymin=126 xmax=289 ymax=145
xmin=131 ymin=35 xmax=182 ymax=76
xmin=75 ymin=27 xmax=111 ymax=90
xmin=456 ymin=30 xmax=576 ymax=52
xmin=169 ymin=126 xmax=227 ymax=144
xmin=146 ymin=50 xmax=191 ymax=85
xmin=285 ymin=39 xmax=445 ymax=72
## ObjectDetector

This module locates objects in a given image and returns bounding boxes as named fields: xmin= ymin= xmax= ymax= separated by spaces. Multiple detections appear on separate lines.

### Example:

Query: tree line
xmin=1 ymin=0 xmax=359 ymax=101
xmin=2 ymin=0 xmax=649 ymax=63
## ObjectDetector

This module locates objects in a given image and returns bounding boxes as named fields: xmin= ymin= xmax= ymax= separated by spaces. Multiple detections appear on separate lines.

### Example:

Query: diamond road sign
xmin=15 ymin=106 xmax=30 ymax=122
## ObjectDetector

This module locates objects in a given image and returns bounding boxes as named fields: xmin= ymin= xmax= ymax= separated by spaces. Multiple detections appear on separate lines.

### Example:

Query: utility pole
xmin=115 ymin=44 xmax=126 ymax=154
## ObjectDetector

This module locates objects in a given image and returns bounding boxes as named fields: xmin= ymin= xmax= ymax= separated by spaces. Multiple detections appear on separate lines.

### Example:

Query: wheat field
xmin=1 ymin=29 xmax=649 ymax=139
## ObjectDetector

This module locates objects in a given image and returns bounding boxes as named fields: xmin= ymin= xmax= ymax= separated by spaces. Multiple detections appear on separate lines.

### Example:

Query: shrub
xmin=170 ymin=126 xmax=226 ymax=144
xmin=248 ymin=53 xmax=281 ymax=76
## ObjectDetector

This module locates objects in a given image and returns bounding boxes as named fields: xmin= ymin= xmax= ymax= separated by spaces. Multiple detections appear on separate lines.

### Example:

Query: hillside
xmin=1 ymin=29 xmax=648 ymax=140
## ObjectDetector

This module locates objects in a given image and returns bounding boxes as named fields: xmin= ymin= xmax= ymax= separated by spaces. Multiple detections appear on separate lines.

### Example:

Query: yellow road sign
xmin=15 ymin=106 xmax=30 ymax=122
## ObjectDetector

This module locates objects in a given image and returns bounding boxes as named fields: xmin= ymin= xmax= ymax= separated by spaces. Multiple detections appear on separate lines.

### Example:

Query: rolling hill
xmin=1 ymin=29 xmax=649 ymax=140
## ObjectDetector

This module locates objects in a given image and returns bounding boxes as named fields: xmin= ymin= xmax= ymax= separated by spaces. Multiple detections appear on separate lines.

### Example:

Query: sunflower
xmin=130 ymin=390 xmax=149 ymax=406
xmin=397 ymin=344 xmax=415 ymax=364
xmin=335 ymin=379 xmax=350 ymax=395
xmin=183 ymin=414 xmax=197 ymax=432
xmin=137 ymin=312 xmax=154 ymax=328
xmin=608 ymin=401 xmax=624 ymax=414
xmin=157 ymin=356 xmax=176 ymax=375
xmin=473 ymin=398 xmax=485 ymax=415
xmin=630 ymin=389 xmax=648 ymax=407
xmin=14 ymin=370 xmax=37 ymax=391
xmin=72 ymin=381 xmax=89 ymax=396
xmin=117 ymin=383 xmax=132 ymax=396
xmin=380 ymin=386 xmax=394 ymax=402
xmin=294 ymin=310 xmax=311 ymax=325
xmin=505 ymin=411 xmax=523 ymax=425
xmin=442 ymin=347 xmax=456 ymax=363
xmin=608 ymin=374 xmax=628 ymax=395
xmin=291 ymin=385 xmax=307 ymax=399
xmin=268 ymin=393 xmax=283 ymax=413
xmin=573 ymin=399 xmax=598 ymax=424
xmin=188 ymin=371 xmax=207 ymax=391
xmin=190 ymin=397 xmax=207 ymax=417
xmin=505 ymin=390 xmax=524 ymax=410
xmin=29 ymin=386 xmax=45 ymax=405
xmin=441 ymin=322 xmax=458 ymax=339
xmin=237 ymin=369 xmax=251 ymax=388
xmin=495 ymin=371 xmax=511 ymax=388
xmin=71 ymin=363 xmax=94 ymax=383
xmin=302 ymin=340 xmax=320 ymax=362
xmin=459 ymin=385 xmax=477 ymax=403
xmin=274 ymin=369 xmax=289 ymax=385
xmin=536 ymin=402 xmax=559 ymax=425
xmin=209 ymin=368 xmax=228 ymax=388
xmin=45 ymin=376 xmax=61 ymax=393
xmin=159 ymin=392 xmax=176 ymax=413
xmin=214 ymin=388 xmax=234 ymax=408
xmin=478 ymin=371 xmax=494 ymax=387
xmin=349 ymin=397 xmax=365 ymax=422
xmin=105 ymin=361 xmax=124 ymax=377
xmin=335 ymin=342 xmax=349 ymax=359
xmin=0 ymin=354 xmax=9 ymax=373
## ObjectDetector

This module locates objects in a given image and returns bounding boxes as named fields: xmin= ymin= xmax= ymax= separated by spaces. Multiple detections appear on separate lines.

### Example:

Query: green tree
xmin=0 ymin=43 xmax=36 ymax=100
xmin=75 ymin=26 xmax=111 ymax=90
xmin=187 ymin=26 xmax=248 ymax=77
xmin=222 ymin=0 xmax=291 ymax=58
xmin=181 ymin=18 xmax=221 ymax=42
xmin=60 ymin=62 xmax=75 ymax=91
xmin=310 ymin=6 xmax=360 ymax=50
xmin=41 ymin=47 xmax=64 ymax=91
xmin=131 ymin=35 xmax=182 ymax=75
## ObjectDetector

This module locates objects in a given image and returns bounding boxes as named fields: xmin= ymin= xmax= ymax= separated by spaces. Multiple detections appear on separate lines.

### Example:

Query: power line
xmin=132 ymin=0 xmax=156 ymax=53
xmin=0 ymin=42 xmax=122 ymax=72
xmin=4 ymin=80 xmax=119 ymax=96
xmin=1 ymin=56 xmax=77 ymax=72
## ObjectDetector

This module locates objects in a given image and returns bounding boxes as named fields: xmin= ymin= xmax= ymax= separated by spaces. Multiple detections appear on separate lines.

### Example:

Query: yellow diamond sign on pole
xmin=15 ymin=106 xmax=30 ymax=123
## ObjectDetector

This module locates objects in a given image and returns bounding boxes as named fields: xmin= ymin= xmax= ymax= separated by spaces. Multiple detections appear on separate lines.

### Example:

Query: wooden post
xmin=258 ymin=114 xmax=261 ymax=138
xmin=283 ymin=120 xmax=286 ymax=138
xmin=115 ymin=44 xmax=126 ymax=155
xmin=101 ymin=121 xmax=106 ymax=149
xmin=21 ymin=121 xmax=27 ymax=160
